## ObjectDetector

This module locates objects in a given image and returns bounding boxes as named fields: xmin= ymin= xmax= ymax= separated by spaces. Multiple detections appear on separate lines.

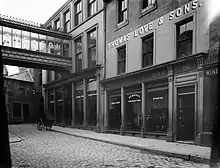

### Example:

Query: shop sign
xmin=128 ymin=93 xmax=141 ymax=99
xmin=153 ymin=96 xmax=163 ymax=100
xmin=152 ymin=71 xmax=166 ymax=78
xmin=107 ymin=0 xmax=200 ymax=50
xmin=205 ymin=68 xmax=218 ymax=76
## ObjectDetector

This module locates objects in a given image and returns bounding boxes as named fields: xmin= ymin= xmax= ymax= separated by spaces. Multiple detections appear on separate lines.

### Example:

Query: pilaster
xmin=141 ymin=82 xmax=146 ymax=138
xmin=120 ymin=86 xmax=125 ymax=135
xmin=104 ymin=90 xmax=108 ymax=133
xmin=71 ymin=82 xmax=75 ymax=126
xmin=83 ymin=79 xmax=87 ymax=127
xmin=195 ymin=56 xmax=204 ymax=145
xmin=96 ymin=72 xmax=100 ymax=132
xmin=166 ymin=65 xmax=174 ymax=142
xmin=53 ymin=88 xmax=56 ymax=124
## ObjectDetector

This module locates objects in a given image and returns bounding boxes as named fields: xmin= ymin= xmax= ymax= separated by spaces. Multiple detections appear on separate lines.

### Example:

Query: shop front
xmin=201 ymin=64 xmax=218 ymax=146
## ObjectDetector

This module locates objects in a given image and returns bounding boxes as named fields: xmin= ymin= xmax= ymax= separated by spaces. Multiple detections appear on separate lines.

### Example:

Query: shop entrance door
xmin=177 ymin=86 xmax=195 ymax=141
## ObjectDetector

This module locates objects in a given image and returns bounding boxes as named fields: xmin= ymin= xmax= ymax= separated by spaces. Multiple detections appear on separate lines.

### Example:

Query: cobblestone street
xmin=9 ymin=124 xmax=210 ymax=168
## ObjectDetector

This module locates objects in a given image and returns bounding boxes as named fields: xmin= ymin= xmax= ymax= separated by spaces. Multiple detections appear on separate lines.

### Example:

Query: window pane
xmin=88 ymin=29 xmax=96 ymax=47
xmin=65 ymin=10 xmax=70 ymax=21
xmin=22 ymin=31 xmax=30 ymax=50
xmin=55 ymin=19 xmax=60 ymax=30
xmin=143 ymin=52 xmax=153 ymax=67
xmin=31 ymin=32 xmax=39 ymax=51
xmin=12 ymin=29 xmax=21 ymax=48
xmin=108 ymin=95 xmax=121 ymax=129
xmin=75 ymin=37 xmax=82 ymax=54
xmin=178 ymin=39 xmax=192 ymax=58
xmin=47 ymin=36 xmax=55 ymax=54
xmin=39 ymin=34 xmax=46 ymax=53
xmin=63 ymin=40 xmax=69 ymax=57
xmin=76 ymin=53 xmax=83 ymax=71
xmin=54 ymin=38 xmax=62 ymax=55
xmin=3 ymin=27 xmax=12 ymax=47
xmin=143 ymin=37 xmax=153 ymax=53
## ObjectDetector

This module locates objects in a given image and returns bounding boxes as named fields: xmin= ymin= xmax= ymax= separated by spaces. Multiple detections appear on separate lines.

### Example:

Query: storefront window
xmin=87 ymin=91 xmax=97 ymax=126
xmin=108 ymin=94 xmax=121 ymax=130
xmin=75 ymin=82 xmax=84 ymax=126
xmin=3 ymin=27 xmax=12 ymax=47
xmin=39 ymin=34 xmax=46 ymax=53
xmin=56 ymin=88 xmax=63 ymax=124
xmin=30 ymin=32 xmax=39 ymax=51
xmin=22 ymin=31 xmax=30 ymax=50
xmin=125 ymin=92 xmax=142 ymax=131
xmin=12 ymin=29 xmax=21 ymax=48
xmin=47 ymin=36 xmax=55 ymax=54
xmin=146 ymin=87 xmax=168 ymax=133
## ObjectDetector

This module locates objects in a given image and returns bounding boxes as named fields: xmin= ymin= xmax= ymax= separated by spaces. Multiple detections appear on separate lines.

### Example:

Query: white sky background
xmin=0 ymin=0 xmax=67 ymax=75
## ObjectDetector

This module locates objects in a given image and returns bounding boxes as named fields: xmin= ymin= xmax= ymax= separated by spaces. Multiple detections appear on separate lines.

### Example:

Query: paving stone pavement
xmin=9 ymin=124 xmax=210 ymax=168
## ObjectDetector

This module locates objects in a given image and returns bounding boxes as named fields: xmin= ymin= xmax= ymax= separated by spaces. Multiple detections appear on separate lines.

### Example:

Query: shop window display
xmin=87 ymin=92 xmax=97 ymax=126
xmin=125 ymin=92 xmax=142 ymax=131
xmin=75 ymin=90 xmax=84 ymax=126
xmin=146 ymin=88 xmax=168 ymax=133
xmin=108 ymin=94 xmax=121 ymax=130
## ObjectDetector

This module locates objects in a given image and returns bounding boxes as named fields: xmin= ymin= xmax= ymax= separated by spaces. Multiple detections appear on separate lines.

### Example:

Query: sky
xmin=0 ymin=0 xmax=68 ymax=75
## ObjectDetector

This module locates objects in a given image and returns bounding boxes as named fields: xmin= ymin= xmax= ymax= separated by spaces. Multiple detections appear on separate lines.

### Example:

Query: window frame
xmin=63 ymin=9 xmax=71 ymax=32
xmin=54 ymin=18 xmax=61 ymax=30
xmin=75 ymin=36 xmax=83 ymax=72
xmin=117 ymin=45 xmax=126 ymax=75
xmin=176 ymin=16 xmax=194 ymax=59
xmin=142 ymin=33 xmax=154 ymax=68
xmin=87 ymin=28 xmax=97 ymax=68
xmin=118 ymin=0 xmax=128 ymax=24
xmin=75 ymin=0 xmax=83 ymax=26
xmin=88 ymin=0 xmax=98 ymax=17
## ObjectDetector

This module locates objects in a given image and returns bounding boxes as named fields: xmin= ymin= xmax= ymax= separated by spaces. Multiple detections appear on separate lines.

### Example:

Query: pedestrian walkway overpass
xmin=0 ymin=14 xmax=72 ymax=72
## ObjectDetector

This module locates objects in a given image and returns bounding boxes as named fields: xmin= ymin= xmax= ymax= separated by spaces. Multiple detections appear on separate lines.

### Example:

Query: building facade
xmin=42 ymin=0 xmax=105 ymax=131
xmin=41 ymin=0 xmax=219 ymax=146
xmin=4 ymin=70 xmax=41 ymax=123
xmin=101 ymin=0 xmax=218 ymax=147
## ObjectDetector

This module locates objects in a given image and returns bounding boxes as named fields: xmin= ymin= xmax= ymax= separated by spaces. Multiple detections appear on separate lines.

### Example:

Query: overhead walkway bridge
xmin=0 ymin=14 xmax=72 ymax=72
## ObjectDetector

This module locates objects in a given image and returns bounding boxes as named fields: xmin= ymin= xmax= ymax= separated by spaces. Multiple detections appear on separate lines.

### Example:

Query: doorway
xmin=177 ymin=86 xmax=195 ymax=141
xmin=23 ymin=104 xmax=30 ymax=122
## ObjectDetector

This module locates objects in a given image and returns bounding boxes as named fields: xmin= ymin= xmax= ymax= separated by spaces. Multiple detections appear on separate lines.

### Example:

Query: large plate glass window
xmin=47 ymin=36 xmax=55 ymax=54
xmin=108 ymin=92 xmax=121 ymax=130
xmin=146 ymin=87 xmax=168 ymax=134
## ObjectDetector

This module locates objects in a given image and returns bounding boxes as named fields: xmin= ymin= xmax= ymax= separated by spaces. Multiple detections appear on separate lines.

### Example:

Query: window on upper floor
xmin=75 ymin=0 xmax=82 ymax=26
xmin=142 ymin=34 xmax=153 ymax=68
xmin=117 ymin=45 xmax=126 ymax=74
xmin=142 ymin=0 xmax=156 ymax=11
xmin=118 ymin=0 xmax=128 ymax=24
xmin=47 ymin=25 xmax=52 ymax=30
xmin=64 ymin=9 xmax=71 ymax=32
xmin=176 ymin=16 xmax=193 ymax=59
xmin=75 ymin=37 xmax=83 ymax=72
xmin=88 ymin=0 xmax=97 ymax=17
xmin=19 ymin=83 xmax=25 ymax=95
xmin=54 ymin=18 xmax=60 ymax=30
xmin=88 ymin=28 xmax=97 ymax=68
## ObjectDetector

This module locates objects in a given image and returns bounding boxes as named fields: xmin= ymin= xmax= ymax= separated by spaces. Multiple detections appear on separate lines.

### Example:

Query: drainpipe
xmin=103 ymin=2 xmax=107 ymax=79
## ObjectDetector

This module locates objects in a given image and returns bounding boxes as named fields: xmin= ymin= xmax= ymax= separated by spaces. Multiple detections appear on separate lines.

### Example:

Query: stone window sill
xmin=115 ymin=20 xmax=129 ymax=31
